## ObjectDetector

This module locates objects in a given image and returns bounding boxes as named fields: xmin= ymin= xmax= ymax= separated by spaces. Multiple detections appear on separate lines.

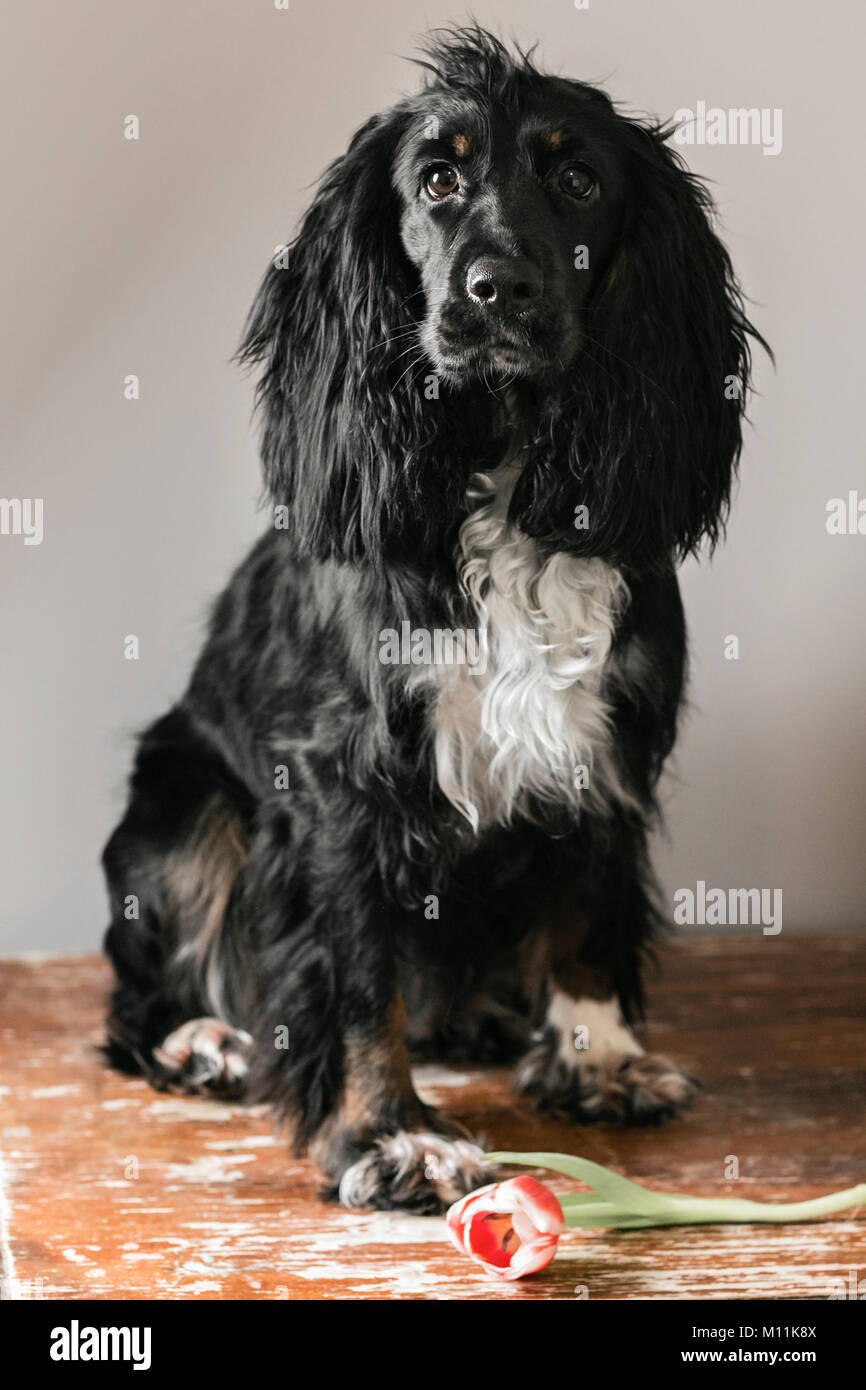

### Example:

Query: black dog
xmin=103 ymin=27 xmax=764 ymax=1212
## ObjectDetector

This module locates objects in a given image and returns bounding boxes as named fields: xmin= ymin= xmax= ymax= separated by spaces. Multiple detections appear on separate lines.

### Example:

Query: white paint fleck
xmin=162 ymin=1155 xmax=257 ymax=1184
xmin=204 ymin=1135 xmax=281 ymax=1151
xmin=0 ymin=1149 xmax=18 ymax=1294
xmin=411 ymin=1064 xmax=475 ymax=1089
xmin=144 ymin=1099 xmax=270 ymax=1124
xmin=302 ymin=1213 xmax=448 ymax=1252
xmin=177 ymin=1259 xmax=220 ymax=1277
xmin=181 ymin=1221 xmax=258 ymax=1235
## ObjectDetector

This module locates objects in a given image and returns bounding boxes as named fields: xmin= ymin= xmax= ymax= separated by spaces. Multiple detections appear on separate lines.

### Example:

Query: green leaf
xmin=485 ymin=1151 xmax=672 ymax=1217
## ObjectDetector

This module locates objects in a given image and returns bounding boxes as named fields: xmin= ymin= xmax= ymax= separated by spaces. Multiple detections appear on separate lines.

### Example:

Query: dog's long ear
xmin=513 ymin=118 xmax=767 ymax=573
xmin=238 ymin=106 xmax=478 ymax=565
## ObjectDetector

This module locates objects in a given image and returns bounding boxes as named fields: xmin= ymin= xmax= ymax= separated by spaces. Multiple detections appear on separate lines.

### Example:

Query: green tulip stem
xmin=485 ymin=1152 xmax=866 ymax=1233
xmin=557 ymin=1184 xmax=866 ymax=1230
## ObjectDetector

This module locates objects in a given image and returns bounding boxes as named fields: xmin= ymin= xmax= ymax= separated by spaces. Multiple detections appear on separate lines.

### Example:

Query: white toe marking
xmin=338 ymin=1133 xmax=486 ymax=1209
xmin=547 ymin=992 xmax=644 ymax=1067
xmin=153 ymin=1018 xmax=251 ymax=1078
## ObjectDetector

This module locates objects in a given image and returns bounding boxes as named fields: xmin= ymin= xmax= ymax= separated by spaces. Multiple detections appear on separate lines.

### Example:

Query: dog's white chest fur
xmin=431 ymin=464 xmax=630 ymax=829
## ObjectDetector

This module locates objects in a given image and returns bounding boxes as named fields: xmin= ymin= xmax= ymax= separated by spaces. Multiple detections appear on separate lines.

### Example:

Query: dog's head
xmin=394 ymin=42 xmax=625 ymax=387
xmin=240 ymin=27 xmax=764 ymax=571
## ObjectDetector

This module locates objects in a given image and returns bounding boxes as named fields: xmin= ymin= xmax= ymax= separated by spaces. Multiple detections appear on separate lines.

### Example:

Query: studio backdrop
xmin=2 ymin=0 xmax=865 ymax=952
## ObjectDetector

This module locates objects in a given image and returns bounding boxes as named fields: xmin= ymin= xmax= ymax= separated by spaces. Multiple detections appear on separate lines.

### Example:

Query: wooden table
xmin=1 ymin=935 xmax=864 ymax=1300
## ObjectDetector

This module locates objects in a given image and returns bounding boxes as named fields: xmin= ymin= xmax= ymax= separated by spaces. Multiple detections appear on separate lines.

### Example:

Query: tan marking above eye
xmin=452 ymin=133 xmax=471 ymax=157
xmin=545 ymin=129 xmax=564 ymax=150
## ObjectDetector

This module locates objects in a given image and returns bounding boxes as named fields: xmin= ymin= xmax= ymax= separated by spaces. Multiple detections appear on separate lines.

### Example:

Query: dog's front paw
xmin=336 ymin=1132 xmax=491 ymax=1214
xmin=514 ymin=1034 xmax=697 ymax=1125
xmin=151 ymin=1017 xmax=253 ymax=1098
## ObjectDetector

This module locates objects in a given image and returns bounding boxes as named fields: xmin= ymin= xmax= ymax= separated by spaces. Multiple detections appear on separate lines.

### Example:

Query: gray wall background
xmin=2 ymin=0 xmax=865 ymax=953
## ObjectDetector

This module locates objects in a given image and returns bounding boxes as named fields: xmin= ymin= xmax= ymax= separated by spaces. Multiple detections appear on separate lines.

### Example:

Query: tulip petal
xmin=507 ymin=1175 xmax=565 ymax=1234
xmin=511 ymin=1206 xmax=539 ymax=1243
xmin=446 ymin=1184 xmax=497 ymax=1254
xmin=466 ymin=1210 xmax=519 ymax=1269
xmin=506 ymin=1234 xmax=559 ymax=1280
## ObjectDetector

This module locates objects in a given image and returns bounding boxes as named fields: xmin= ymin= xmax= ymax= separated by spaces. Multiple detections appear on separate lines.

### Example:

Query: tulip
xmin=446 ymin=1151 xmax=866 ymax=1281
xmin=446 ymin=1175 xmax=564 ymax=1280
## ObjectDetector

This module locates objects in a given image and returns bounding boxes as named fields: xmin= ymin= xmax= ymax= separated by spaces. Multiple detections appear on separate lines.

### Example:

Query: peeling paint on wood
xmin=0 ymin=939 xmax=864 ymax=1300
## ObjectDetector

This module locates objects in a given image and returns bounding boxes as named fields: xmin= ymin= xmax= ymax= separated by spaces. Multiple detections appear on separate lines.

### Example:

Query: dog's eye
xmin=425 ymin=164 xmax=460 ymax=199
xmin=558 ymin=164 xmax=597 ymax=200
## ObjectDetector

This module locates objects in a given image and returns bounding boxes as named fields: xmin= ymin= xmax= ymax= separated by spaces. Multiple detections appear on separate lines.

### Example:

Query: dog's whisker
xmin=579 ymin=328 xmax=682 ymax=411
xmin=368 ymin=327 xmax=420 ymax=353
xmin=573 ymin=339 xmax=622 ymax=395
xmin=389 ymin=339 xmax=425 ymax=367
xmin=392 ymin=353 xmax=426 ymax=391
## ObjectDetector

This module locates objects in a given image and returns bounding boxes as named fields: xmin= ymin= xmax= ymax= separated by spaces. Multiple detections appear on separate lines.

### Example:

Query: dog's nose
xmin=465 ymin=256 xmax=543 ymax=314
